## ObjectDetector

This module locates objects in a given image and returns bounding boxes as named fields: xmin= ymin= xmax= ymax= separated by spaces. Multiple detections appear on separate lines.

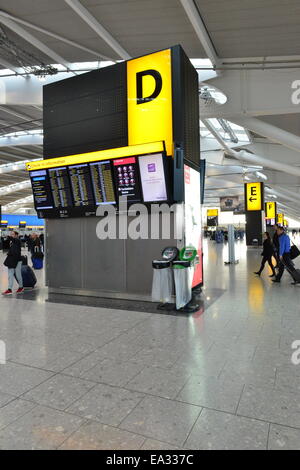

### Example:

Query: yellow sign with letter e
xmin=245 ymin=182 xmax=264 ymax=211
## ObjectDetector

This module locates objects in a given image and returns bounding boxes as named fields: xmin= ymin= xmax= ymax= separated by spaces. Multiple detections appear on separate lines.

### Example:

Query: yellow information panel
xmin=207 ymin=209 xmax=218 ymax=217
xmin=265 ymin=201 xmax=276 ymax=219
xmin=277 ymin=213 xmax=284 ymax=225
xmin=245 ymin=182 xmax=263 ymax=211
xmin=127 ymin=49 xmax=173 ymax=156
xmin=284 ymin=219 xmax=288 ymax=227
xmin=26 ymin=141 xmax=164 ymax=172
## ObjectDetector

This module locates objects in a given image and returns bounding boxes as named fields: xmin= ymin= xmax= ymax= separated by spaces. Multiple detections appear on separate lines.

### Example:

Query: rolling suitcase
xmin=15 ymin=265 xmax=37 ymax=288
xmin=282 ymin=258 xmax=300 ymax=284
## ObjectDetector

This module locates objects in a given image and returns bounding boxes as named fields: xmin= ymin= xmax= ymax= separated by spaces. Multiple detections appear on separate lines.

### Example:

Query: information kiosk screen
xmin=138 ymin=153 xmax=168 ymax=202
xmin=112 ymin=157 xmax=142 ymax=202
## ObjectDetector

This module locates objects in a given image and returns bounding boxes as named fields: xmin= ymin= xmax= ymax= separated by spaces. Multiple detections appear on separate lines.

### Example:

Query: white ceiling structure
xmin=0 ymin=0 xmax=299 ymax=220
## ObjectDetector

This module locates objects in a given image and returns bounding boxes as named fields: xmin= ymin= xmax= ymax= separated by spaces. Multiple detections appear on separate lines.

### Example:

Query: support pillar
xmin=244 ymin=182 xmax=265 ymax=246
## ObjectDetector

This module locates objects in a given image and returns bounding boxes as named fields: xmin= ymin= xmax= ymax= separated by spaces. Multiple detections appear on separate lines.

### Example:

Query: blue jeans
xmin=8 ymin=261 xmax=23 ymax=290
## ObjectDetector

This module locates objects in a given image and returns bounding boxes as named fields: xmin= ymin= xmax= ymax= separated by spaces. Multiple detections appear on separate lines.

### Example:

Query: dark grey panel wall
xmin=81 ymin=217 xmax=126 ymax=293
xmin=46 ymin=214 xmax=176 ymax=297
xmin=43 ymin=62 xmax=128 ymax=159
xmin=46 ymin=218 xmax=82 ymax=288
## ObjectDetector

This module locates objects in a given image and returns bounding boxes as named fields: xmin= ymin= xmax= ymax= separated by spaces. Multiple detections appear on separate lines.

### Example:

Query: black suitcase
xmin=15 ymin=265 xmax=37 ymax=288
xmin=21 ymin=255 xmax=28 ymax=266
xmin=283 ymin=259 xmax=300 ymax=283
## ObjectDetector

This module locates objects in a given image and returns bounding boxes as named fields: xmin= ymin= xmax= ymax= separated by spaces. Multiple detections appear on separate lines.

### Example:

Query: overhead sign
xmin=207 ymin=209 xmax=218 ymax=217
xmin=277 ymin=213 xmax=284 ymax=225
xmin=284 ymin=219 xmax=288 ymax=227
xmin=127 ymin=49 xmax=173 ymax=157
xmin=265 ymin=201 xmax=277 ymax=219
xmin=245 ymin=182 xmax=264 ymax=211
xmin=25 ymin=142 xmax=165 ymax=172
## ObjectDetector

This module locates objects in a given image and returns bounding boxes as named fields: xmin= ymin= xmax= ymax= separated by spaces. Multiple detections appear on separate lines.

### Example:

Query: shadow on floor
xmin=20 ymin=287 xmax=226 ymax=317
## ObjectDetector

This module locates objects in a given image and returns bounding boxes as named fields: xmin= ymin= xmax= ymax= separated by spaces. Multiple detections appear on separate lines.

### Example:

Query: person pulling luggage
xmin=272 ymin=227 xmax=299 ymax=284
xmin=254 ymin=232 xmax=276 ymax=277
xmin=272 ymin=224 xmax=280 ymax=268
xmin=2 ymin=231 xmax=24 ymax=295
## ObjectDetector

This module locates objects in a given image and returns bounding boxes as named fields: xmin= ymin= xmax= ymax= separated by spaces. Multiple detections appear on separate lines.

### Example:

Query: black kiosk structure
xmin=27 ymin=45 xmax=203 ymax=300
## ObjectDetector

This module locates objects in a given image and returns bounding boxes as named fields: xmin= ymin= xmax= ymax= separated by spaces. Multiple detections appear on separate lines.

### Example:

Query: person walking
xmin=254 ymin=232 xmax=276 ymax=277
xmin=272 ymin=226 xmax=297 ymax=284
xmin=272 ymin=224 xmax=280 ymax=268
xmin=2 ymin=231 xmax=24 ymax=295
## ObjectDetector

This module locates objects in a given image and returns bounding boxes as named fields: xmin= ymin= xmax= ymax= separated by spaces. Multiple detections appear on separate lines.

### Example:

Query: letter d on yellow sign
xmin=127 ymin=49 xmax=173 ymax=156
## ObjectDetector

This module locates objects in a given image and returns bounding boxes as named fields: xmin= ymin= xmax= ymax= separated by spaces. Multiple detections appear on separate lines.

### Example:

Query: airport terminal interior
xmin=1 ymin=0 xmax=300 ymax=452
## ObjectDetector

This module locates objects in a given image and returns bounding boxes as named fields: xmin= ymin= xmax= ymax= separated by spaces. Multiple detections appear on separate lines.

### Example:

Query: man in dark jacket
xmin=272 ymin=227 xmax=296 ymax=283
xmin=272 ymin=224 xmax=280 ymax=268
xmin=2 ymin=231 xmax=24 ymax=295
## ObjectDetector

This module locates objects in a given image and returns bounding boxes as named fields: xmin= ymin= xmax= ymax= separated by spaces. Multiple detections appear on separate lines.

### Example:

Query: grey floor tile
xmin=120 ymin=396 xmax=201 ymax=446
xmin=0 ymin=392 xmax=15 ymax=408
xmin=173 ymin=352 xmax=226 ymax=377
xmin=0 ymin=399 xmax=36 ymax=431
xmin=140 ymin=439 xmax=182 ymax=450
xmin=22 ymin=374 xmax=96 ymax=411
xmin=126 ymin=366 xmax=190 ymax=399
xmin=130 ymin=347 xmax=183 ymax=370
xmin=177 ymin=375 xmax=244 ymax=413
xmin=220 ymin=360 xmax=276 ymax=388
xmin=66 ymin=383 xmax=144 ymax=426
xmin=268 ymin=424 xmax=300 ymax=450
xmin=8 ymin=342 xmax=86 ymax=372
xmin=185 ymin=408 xmax=269 ymax=450
xmin=62 ymin=350 xmax=107 ymax=378
xmin=59 ymin=421 xmax=145 ymax=450
xmin=275 ymin=370 xmax=300 ymax=394
xmin=82 ymin=358 xmax=145 ymax=387
xmin=237 ymin=384 xmax=300 ymax=428
xmin=0 ymin=362 xmax=54 ymax=396
xmin=0 ymin=405 xmax=85 ymax=450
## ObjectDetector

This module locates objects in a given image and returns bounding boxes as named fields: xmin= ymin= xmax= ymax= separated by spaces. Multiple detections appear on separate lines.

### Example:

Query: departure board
xmin=29 ymin=151 xmax=170 ymax=219
xmin=49 ymin=167 xmax=73 ymax=208
xmin=68 ymin=163 xmax=94 ymax=206
xmin=90 ymin=160 xmax=116 ymax=205
xmin=30 ymin=170 xmax=54 ymax=210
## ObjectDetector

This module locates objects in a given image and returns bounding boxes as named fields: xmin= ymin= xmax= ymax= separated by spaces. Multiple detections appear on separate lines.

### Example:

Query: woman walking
xmin=254 ymin=232 xmax=276 ymax=277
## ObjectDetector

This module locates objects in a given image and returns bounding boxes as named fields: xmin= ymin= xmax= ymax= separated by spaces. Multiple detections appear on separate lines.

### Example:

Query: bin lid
xmin=152 ymin=260 xmax=172 ymax=269
xmin=179 ymin=246 xmax=197 ymax=262
xmin=161 ymin=246 xmax=179 ymax=262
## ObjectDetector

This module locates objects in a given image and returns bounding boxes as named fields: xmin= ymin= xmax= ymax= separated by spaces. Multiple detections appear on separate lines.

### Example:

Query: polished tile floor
xmin=1 ymin=240 xmax=300 ymax=449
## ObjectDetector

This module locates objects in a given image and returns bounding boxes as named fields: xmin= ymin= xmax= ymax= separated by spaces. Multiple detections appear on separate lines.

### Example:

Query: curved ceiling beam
xmin=230 ymin=116 xmax=300 ymax=154
xmin=0 ymin=15 xmax=77 ymax=75
xmin=64 ymin=0 xmax=131 ymax=60
xmin=0 ymin=9 xmax=113 ymax=61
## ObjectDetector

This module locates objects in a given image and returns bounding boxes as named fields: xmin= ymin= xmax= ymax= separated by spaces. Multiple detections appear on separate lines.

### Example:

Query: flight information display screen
xmin=68 ymin=163 xmax=94 ymax=207
xmin=30 ymin=170 xmax=54 ymax=210
xmin=30 ymin=151 xmax=170 ymax=218
xmin=90 ymin=160 xmax=116 ymax=205
xmin=49 ymin=167 xmax=73 ymax=208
